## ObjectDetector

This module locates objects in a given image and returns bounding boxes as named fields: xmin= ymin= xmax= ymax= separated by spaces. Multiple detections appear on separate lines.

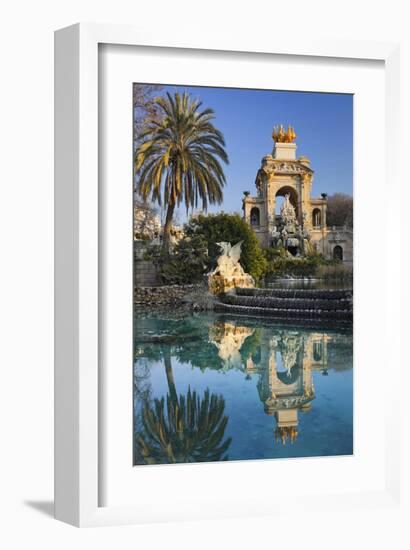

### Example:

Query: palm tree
xmin=135 ymin=349 xmax=232 ymax=464
xmin=135 ymin=92 xmax=229 ymax=255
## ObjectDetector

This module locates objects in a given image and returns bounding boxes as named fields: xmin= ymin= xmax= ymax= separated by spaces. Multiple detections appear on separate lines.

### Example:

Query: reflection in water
xmin=209 ymin=322 xmax=255 ymax=369
xmin=135 ymin=349 xmax=231 ymax=464
xmin=250 ymin=330 xmax=325 ymax=445
xmin=134 ymin=313 xmax=353 ymax=465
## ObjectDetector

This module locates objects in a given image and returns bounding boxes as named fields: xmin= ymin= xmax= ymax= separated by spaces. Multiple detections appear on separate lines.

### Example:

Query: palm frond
xmin=135 ymin=387 xmax=231 ymax=464
xmin=135 ymin=91 xmax=229 ymax=216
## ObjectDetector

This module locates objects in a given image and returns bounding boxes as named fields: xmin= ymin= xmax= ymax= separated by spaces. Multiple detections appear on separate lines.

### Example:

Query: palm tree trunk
xmin=162 ymin=202 xmax=175 ymax=257
xmin=164 ymin=349 xmax=178 ymax=404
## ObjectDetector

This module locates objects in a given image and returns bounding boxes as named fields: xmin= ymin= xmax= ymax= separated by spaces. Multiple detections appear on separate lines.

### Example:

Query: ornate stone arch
xmin=275 ymin=186 xmax=299 ymax=218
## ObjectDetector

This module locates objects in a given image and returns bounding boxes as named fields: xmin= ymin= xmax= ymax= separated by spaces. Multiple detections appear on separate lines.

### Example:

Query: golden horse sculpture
xmin=272 ymin=124 xmax=297 ymax=143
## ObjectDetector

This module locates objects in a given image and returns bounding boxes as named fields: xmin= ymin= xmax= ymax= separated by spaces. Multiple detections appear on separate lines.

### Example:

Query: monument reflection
xmin=209 ymin=319 xmax=341 ymax=445
xmin=133 ymin=313 xmax=353 ymax=464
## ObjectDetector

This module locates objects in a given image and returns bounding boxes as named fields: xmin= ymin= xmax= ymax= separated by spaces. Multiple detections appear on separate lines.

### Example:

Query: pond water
xmin=133 ymin=312 xmax=353 ymax=465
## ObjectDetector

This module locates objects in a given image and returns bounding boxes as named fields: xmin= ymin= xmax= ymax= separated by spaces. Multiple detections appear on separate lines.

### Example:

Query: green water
xmin=133 ymin=312 xmax=353 ymax=465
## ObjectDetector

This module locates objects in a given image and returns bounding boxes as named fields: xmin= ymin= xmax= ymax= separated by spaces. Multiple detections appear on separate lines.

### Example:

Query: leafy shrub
xmin=326 ymin=193 xmax=353 ymax=228
xmin=159 ymin=234 xmax=209 ymax=285
xmin=262 ymin=248 xmax=344 ymax=277
xmin=263 ymin=246 xmax=287 ymax=263
xmin=183 ymin=213 xmax=268 ymax=282
xmin=316 ymin=263 xmax=353 ymax=281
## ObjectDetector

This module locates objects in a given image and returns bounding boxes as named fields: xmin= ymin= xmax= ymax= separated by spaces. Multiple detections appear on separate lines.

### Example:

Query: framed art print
xmin=54 ymin=23 xmax=407 ymax=527
xmin=131 ymin=84 xmax=354 ymax=465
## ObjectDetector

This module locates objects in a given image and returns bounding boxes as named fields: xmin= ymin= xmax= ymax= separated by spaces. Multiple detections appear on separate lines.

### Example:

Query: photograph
xmin=133 ymin=83 xmax=353 ymax=465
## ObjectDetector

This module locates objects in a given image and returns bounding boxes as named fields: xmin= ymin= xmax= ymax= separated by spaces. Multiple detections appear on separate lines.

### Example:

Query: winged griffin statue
xmin=207 ymin=241 xmax=255 ymax=294
xmin=210 ymin=241 xmax=247 ymax=278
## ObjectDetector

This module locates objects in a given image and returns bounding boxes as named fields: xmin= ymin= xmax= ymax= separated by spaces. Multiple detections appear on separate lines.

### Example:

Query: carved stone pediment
xmin=259 ymin=158 xmax=313 ymax=178
xmin=272 ymin=161 xmax=313 ymax=175
xmin=265 ymin=394 xmax=313 ymax=409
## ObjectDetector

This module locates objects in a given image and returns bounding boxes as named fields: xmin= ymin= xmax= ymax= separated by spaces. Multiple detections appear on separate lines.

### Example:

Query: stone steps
xmin=217 ymin=286 xmax=353 ymax=323
xmin=216 ymin=301 xmax=353 ymax=322
xmin=235 ymin=287 xmax=352 ymax=300
xmin=222 ymin=293 xmax=352 ymax=312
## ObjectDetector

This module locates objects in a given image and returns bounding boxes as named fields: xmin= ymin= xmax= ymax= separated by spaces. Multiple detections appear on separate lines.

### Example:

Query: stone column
xmin=300 ymin=173 xmax=311 ymax=230
xmin=266 ymin=175 xmax=276 ymax=235
xmin=322 ymin=199 xmax=327 ymax=228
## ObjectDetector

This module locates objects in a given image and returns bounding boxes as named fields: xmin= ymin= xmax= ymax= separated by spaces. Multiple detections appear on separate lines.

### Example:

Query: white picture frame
xmin=54 ymin=22 xmax=407 ymax=527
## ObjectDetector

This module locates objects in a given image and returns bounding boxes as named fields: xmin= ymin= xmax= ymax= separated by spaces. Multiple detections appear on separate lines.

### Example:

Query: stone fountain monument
xmin=207 ymin=241 xmax=255 ymax=295
xmin=270 ymin=193 xmax=312 ymax=256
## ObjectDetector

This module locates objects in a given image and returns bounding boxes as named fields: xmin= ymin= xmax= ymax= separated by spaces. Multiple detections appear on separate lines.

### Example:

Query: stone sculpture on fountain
xmin=269 ymin=193 xmax=308 ymax=256
xmin=207 ymin=241 xmax=255 ymax=295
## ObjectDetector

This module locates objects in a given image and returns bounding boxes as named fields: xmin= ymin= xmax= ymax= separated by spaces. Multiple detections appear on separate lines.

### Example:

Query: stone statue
xmin=255 ymin=171 xmax=264 ymax=197
xmin=303 ymin=238 xmax=314 ymax=255
xmin=271 ymin=226 xmax=281 ymax=246
xmin=211 ymin=241 xmax=244 ymax=278
xmin=280 ymin=193 xmax=296 ymax=224
xmin=208 ymin=241 xmax=255 ymax=295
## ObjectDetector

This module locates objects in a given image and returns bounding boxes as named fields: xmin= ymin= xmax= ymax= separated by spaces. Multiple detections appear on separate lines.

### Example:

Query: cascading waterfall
xmin=216 ymin=287 xmax=353 ymax=323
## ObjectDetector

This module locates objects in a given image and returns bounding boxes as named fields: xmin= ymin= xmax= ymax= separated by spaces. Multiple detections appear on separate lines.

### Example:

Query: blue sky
xmin=139 ymin=84 xmax=353 ymax=222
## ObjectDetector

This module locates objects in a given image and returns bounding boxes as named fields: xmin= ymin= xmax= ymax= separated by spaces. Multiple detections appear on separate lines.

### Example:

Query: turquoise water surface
xmin=133 ymin=313 xmax=353 ymax=465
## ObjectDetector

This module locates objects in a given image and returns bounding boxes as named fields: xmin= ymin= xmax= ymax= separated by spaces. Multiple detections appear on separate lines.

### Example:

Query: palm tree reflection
xmin=135 ymin=349 xmax=232 ymax=464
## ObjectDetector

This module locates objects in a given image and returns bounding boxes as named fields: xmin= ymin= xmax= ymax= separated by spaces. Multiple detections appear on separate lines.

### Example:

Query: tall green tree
xmin=135 ymin=92 xmax=229 ymax=255
xmin=133 ymin=83 xmax=163 ymax=148
xmin=326 ymin=193 xmax=353 ymax=228
xmin=133 ymin=84 xmax=164 ymax=193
